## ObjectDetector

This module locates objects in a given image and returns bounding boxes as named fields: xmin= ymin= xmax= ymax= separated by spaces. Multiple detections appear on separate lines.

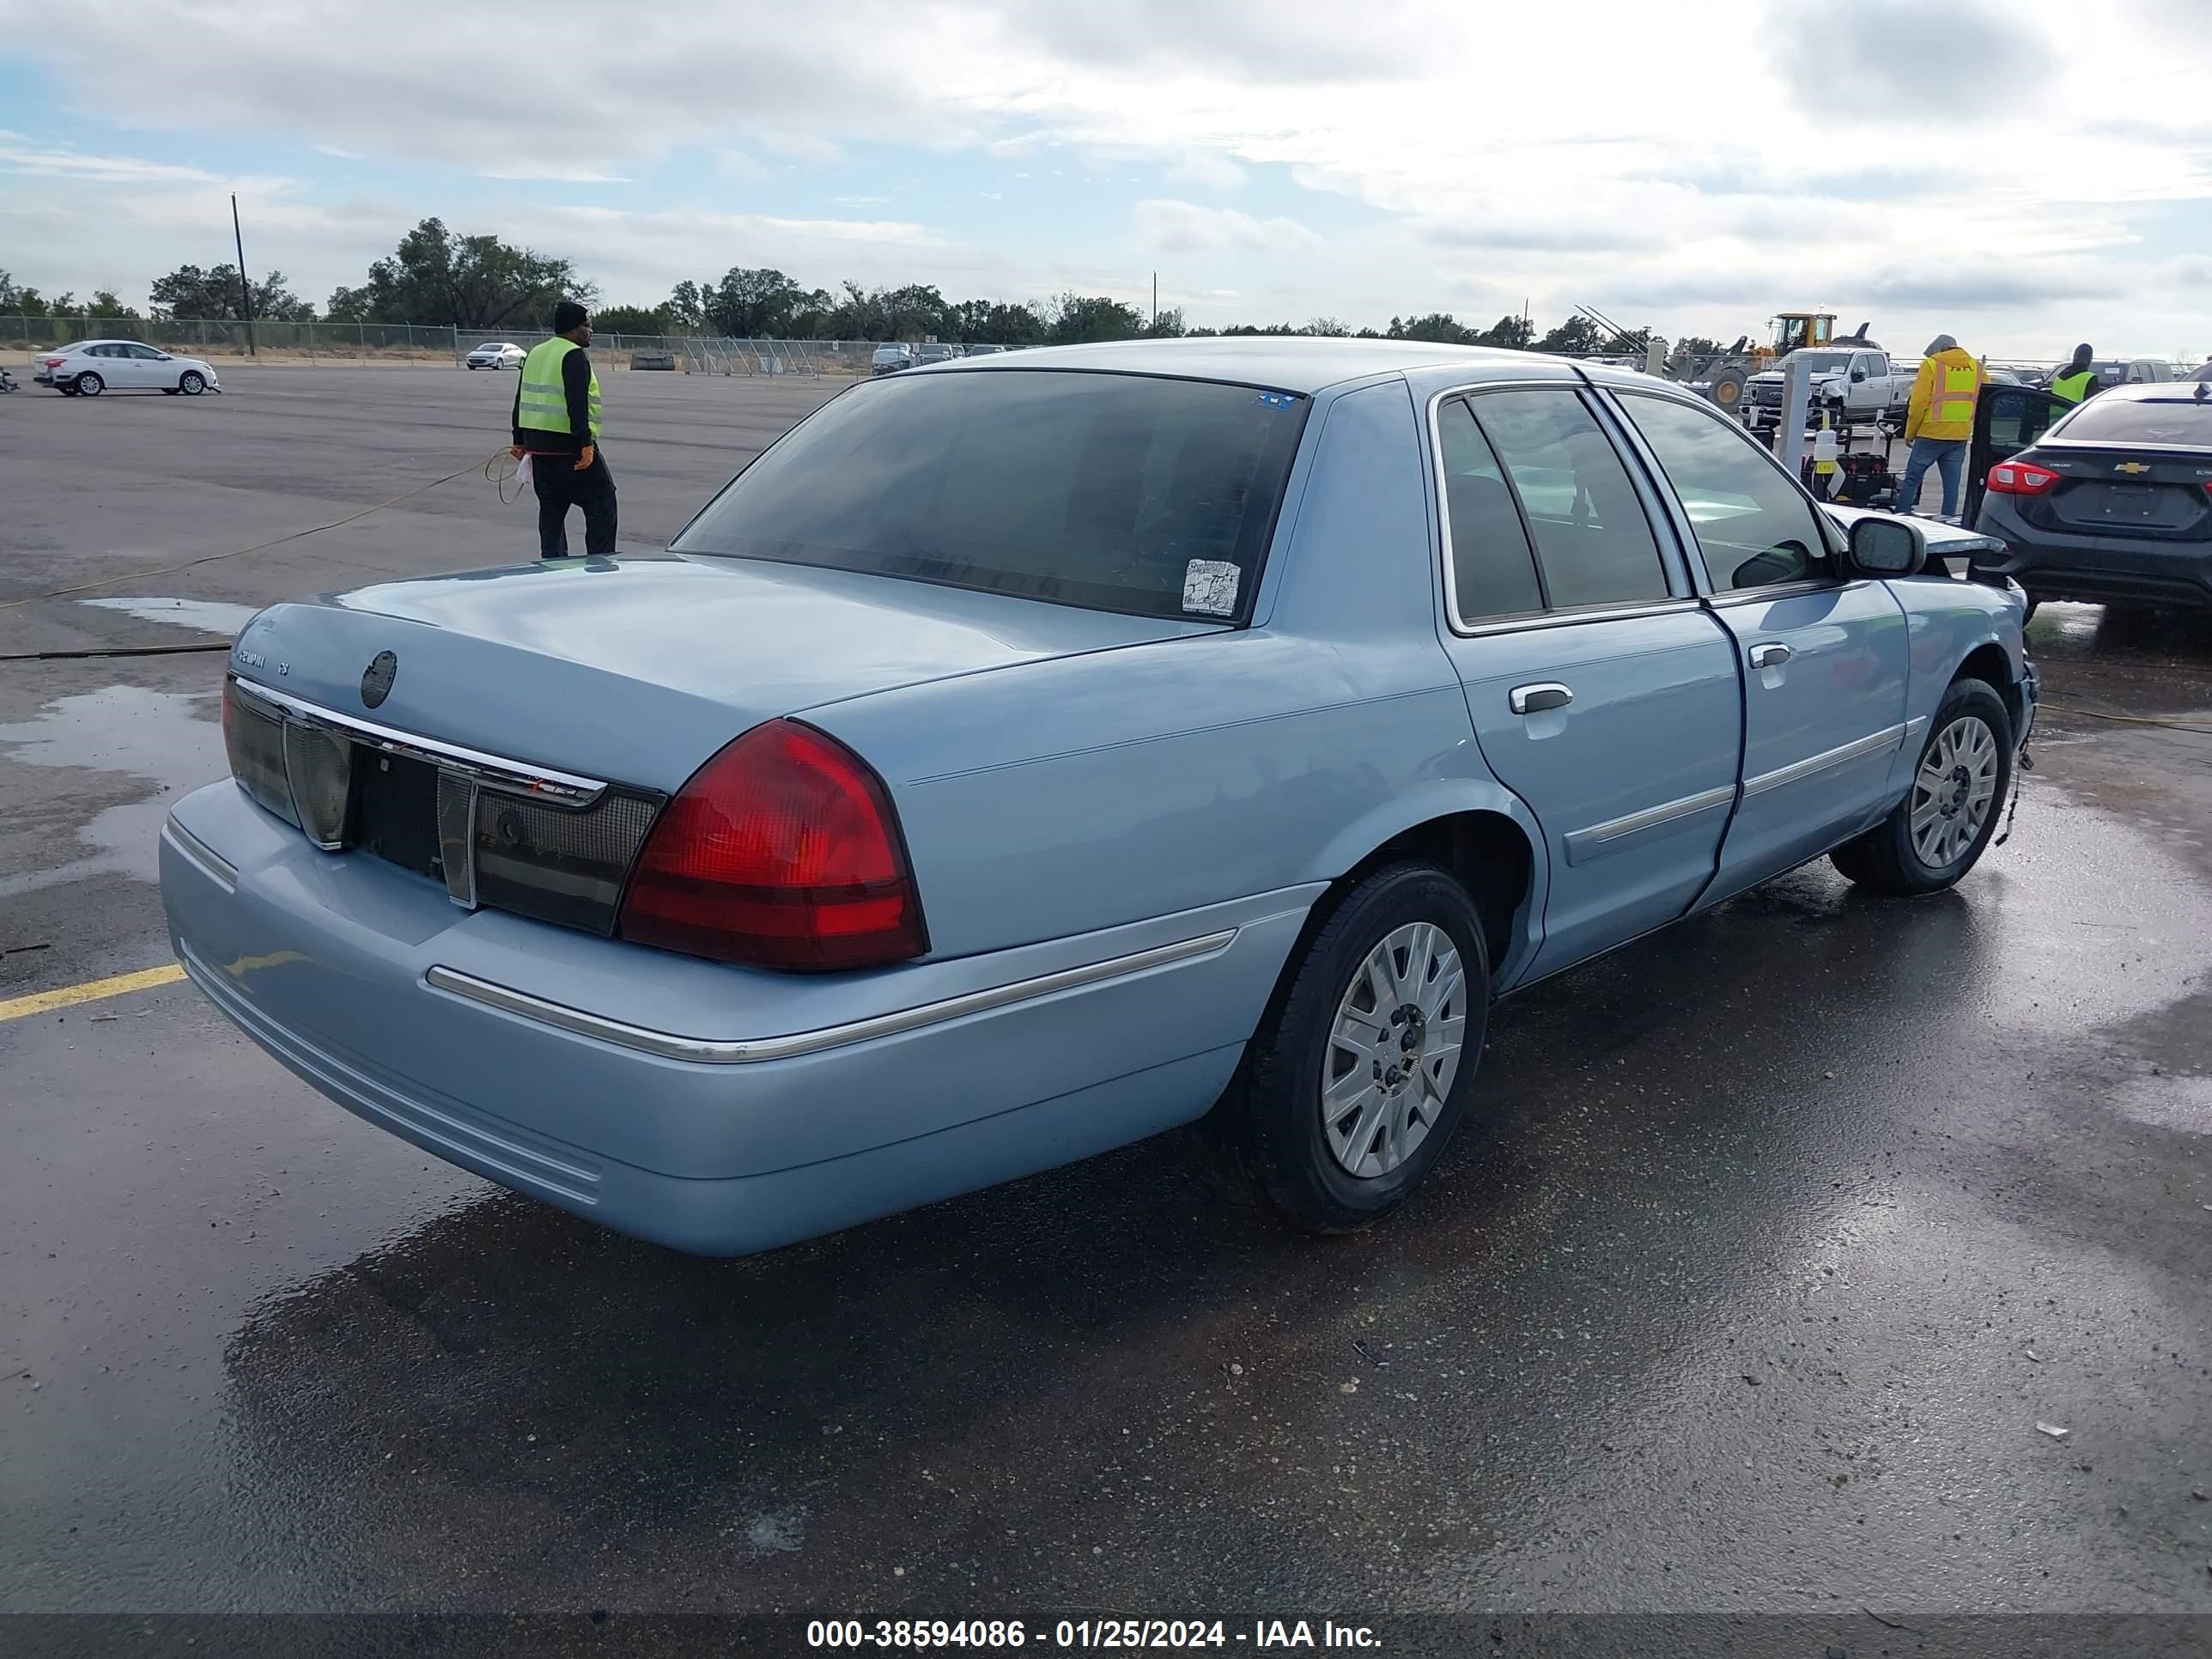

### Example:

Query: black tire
xmin=1200 ymin=860 xmax=1491 ymax=1233
xmin=76 ymin=372 xmax=104 ymax=397
xmin=179 ymin=371 xmax=205 ymax=395
xmin=1706 ymin=367 xmax=1747 ymax=410
xmin=57 ymin=384 xmax=78 ymax=397
xmin=1832 ymin=679 xmax=2014 ymax=896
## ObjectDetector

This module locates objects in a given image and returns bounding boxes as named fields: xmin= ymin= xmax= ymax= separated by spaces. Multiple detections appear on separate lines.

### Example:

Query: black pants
xmin=532 ymin=451 xmax=617 ymax=558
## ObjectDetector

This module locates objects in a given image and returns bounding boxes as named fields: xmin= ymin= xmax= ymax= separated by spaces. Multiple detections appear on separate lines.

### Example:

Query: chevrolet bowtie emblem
xmin=2115 ymin=461 xmax=2151 ymax=475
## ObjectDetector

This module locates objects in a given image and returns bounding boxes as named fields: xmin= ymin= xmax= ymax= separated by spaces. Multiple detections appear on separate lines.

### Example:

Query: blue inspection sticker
xmin=1255 ymin=391 xmax=1298 ymax=409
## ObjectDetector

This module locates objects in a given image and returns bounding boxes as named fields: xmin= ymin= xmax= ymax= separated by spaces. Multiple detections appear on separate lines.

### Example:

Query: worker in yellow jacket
xmin=1897 ymin=334 xmax=1986 ymax=518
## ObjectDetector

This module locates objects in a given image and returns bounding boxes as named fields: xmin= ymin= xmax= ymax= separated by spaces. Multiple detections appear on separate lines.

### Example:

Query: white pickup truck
xmin=1743 ymin=343 xmax=1912 ymax=434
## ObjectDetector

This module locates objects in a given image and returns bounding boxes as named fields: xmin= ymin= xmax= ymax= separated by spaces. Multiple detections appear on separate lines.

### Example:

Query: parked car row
xmin=32 ymin=339 xmax=221 ymax=397
xmin=871 ymin=341 xmax=1016 ymax=375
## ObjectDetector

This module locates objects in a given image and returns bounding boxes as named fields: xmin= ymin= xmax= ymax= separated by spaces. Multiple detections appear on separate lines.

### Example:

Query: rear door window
xmin=1437 ymin=398 xmax=1545 ymax=621
xmin=672 ymin=370 xmax=1309 ymax=622
xmin=1468 ymin=389 xmax=1670 ymax=609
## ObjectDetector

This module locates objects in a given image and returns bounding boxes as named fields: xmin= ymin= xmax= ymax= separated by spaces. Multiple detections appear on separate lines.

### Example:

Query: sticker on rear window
xmin=1255 ymin=391 xmax=1297 ymax=409
xmin=1182 ymin=560 xmax=1241 ymax=617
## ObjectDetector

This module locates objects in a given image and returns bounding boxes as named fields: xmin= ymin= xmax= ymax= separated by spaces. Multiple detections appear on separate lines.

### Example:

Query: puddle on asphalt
xmin=2106 ymin=1071 xmax=2212 ymax=1135
xmin=0 ymin=685 xmax=226 ymax=897
xmin=80 ymin=596 xmax=258 ymax=635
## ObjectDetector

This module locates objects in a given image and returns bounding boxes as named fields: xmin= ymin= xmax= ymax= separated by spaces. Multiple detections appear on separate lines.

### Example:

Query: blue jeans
xmin=1899 ymin=438 xmax=1966 ymax=517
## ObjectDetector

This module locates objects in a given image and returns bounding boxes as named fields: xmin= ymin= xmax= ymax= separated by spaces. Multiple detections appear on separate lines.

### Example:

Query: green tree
xmin=331 ymin=218 xmax=593 ymax=329
xmin=149 ymin=263 xmax=311 ymax=321
xmin=1533 ymin=315 xmax=1603 ymax=356
xmin=1667 ymin=334 xmax=1723 ymax=368
xmin=1042 ymin=292 xmax=1146 ymax=344
xmin=1387 ymin=312 xmax=1480 ymax=345
xmin=665 ymin=280 xmax=708 ymax=331
xmin=700 ymin=267 xmax=817 ymax=337
xmin=1472 ymin=313 xmax=1534 ymax=349
xmin=588 ymin=303 xmax=672 ymax=335
xmin=1304 ymin=316 xmax=1351 ymax=337
xmin=87 ymin=289 xmax=141 ymax=320
xmin=0 ymin=270 xmax=41 ymax=315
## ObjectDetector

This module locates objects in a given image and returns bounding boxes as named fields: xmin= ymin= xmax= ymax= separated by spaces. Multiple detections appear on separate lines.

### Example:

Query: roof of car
xmin=937 ymin=336 xmax=1571 ymax=394
xmin=2085 ymin=379 xmax=2211 ymax=404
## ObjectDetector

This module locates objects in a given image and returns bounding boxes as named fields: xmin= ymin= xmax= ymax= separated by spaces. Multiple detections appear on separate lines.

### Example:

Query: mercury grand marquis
xmin=161 ymin=339 xmax=2035 ymax=1255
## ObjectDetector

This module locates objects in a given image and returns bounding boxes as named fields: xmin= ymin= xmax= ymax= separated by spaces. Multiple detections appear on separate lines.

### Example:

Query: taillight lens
xmin=43 ymin=357 xmax=66 ymax=368
xmin=618 ymin=720 xmax=927 ymax=971
xmin=1987 ymin=460 xmax=2061 ymax=495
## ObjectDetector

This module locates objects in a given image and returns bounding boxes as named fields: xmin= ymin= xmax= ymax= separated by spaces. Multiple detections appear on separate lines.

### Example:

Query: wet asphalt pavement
xmin=3 ymin=370 xmax=2211 ymax=1645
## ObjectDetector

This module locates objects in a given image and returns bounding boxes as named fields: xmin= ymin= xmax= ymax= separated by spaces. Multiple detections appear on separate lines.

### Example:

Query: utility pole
xmin=231 ymin=193 xmax=257 ymax=358
xmin=1152 ymin=272 xmax=1158 ymax=327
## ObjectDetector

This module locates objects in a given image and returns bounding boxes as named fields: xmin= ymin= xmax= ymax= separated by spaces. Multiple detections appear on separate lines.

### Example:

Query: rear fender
xmin=1307 ymin=779 xmax=1549 ymax=987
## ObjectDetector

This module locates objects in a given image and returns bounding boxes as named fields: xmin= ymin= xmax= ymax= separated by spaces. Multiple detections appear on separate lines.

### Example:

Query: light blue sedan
xmin=162 ymin=340 xmax=2034 ymax=1255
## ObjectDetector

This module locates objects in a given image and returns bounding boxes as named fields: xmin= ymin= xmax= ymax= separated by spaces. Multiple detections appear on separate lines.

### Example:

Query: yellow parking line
xmin=0 ymin=963 xmax=187 ymax=1024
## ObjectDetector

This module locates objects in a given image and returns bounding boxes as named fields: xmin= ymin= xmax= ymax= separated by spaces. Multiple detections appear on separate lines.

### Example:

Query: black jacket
xmin=512 ymin=343 xmax=595 ymax=456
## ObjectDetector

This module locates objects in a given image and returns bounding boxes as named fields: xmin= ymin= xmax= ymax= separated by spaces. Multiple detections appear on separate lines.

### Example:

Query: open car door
xmin=1963 ymin=386 xmax=2069 ymax=525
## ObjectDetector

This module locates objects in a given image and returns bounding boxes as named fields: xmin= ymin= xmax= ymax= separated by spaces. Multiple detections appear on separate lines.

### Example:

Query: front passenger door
xmin=1613 ymin=390 xmax=1911 ymax=902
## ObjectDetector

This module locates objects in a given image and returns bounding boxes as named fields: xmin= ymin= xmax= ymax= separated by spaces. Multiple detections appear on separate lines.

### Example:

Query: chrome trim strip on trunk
xmin=230 ymin=678 xmax=607 ymax=806
xmin=423 ymin=928 xmax=1241 ymax=1066
xmin=161 ymin=818 xmax=238 ymax=891
xmin=1742 ymin=723 xmax=1906 ymax=798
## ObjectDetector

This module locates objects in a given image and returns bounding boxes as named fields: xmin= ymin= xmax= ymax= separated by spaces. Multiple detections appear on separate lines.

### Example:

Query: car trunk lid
xmin=234 ymin=553 xmax=1214 ymax=795
xmin=2033 ymin=447 xmax=2212 ymax=540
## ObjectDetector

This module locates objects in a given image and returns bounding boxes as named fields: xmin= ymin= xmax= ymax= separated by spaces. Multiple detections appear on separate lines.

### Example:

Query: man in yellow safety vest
xmin=2049 ymin=343 xmax=2096 ymax=405
xmin=1897 ymin=334 xmax=1986 ymax=519
xmin=509 ymin=301 xmax=616 ymax=557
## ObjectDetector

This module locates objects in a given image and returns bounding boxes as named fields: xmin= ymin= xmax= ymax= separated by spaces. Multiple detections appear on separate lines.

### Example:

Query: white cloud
xmin=1134 ymin=198 xmax=1321 ymax=256
xmin=1167 ymin=150 xmax=1247 ymax=191
xmin=1 ymin=0 xmax=2209 ymax=351
xmin=0 ymin=142 xmax=233 ymax=186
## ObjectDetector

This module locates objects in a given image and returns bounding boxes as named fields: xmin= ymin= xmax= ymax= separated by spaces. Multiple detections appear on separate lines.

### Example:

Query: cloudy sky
xmin=2 ymin=0 xmax=2208 ymax=358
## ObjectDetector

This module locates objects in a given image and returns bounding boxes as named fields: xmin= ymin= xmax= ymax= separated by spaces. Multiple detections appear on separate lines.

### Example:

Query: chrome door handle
xmin=1749 ymin=642 xmax=1793 ymax=669
xmin=1509 ymin=682 xmax=1573 ymax=715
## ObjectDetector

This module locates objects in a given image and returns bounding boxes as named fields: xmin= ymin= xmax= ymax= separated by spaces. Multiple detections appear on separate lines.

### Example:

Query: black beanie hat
xmin=553 ymin=300 xmax=589 ymax=335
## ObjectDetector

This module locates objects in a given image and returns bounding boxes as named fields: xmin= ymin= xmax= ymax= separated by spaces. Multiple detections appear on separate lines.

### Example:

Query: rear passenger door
xmin=1432 ymin=386 xmax=1744 ymax=982
xmin=1610 ymin=391 xmax=1911 ymax=903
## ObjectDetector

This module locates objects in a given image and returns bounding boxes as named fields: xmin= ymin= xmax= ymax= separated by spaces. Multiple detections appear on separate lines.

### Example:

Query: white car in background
xmin=465 ymin=342 xmax=528 ymax=370
xmin=35 ymin=340 xmax=221 ymax=397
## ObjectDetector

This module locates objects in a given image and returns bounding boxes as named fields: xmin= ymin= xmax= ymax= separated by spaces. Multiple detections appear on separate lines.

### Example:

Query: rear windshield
xmin=672 ymin=369 xmax=1310 ymax=622
xmin=2053 ymin=396 xmax=2212 ymax=447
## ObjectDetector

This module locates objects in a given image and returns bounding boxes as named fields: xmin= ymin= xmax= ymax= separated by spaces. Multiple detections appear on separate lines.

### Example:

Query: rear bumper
xmin=161 ymin=781 xmax=1309 ymax=1255
xmin=1971 ymin=504 xmax=2212 ymax=609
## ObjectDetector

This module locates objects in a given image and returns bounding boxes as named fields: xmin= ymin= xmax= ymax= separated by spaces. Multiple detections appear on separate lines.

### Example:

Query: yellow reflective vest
xmin=2050 ymin=368 xmax=2094 ymax=404
xmin=1905 ymin=349 xmax=1984 ymax=442
xmin=516 ymin=337 xmax=601 ymax=441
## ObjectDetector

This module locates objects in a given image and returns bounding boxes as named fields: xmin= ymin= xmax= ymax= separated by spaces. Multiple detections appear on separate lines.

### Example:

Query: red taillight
xmin=618 ymin=719 xmax=927 ymax=971
xmin=1986 ymin=460 xmax=2061 ymax=495
xmin=43 ymin=357 xmax=66 ymax=368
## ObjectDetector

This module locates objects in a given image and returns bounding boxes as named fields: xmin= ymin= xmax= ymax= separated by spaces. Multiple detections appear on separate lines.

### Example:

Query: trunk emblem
xmin=2114 ymin=461 xmax=2151 ymax=475
xmin=361 ymin=651 xmax=398 ymax=709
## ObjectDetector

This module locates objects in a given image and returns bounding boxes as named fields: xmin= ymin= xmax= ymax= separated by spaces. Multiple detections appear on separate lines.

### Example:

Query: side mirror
xmin=1845 ymin=515 xmax=1927 ymax=578
xmin=1849 ymin=368 xmax=1867 ymax=383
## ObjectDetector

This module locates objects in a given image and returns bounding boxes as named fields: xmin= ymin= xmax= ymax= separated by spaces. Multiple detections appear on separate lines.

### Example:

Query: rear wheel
xmin=179 ymin=371 xmax=206 ymax=395
xmin=1832 ymin=679 xmax=2013 ymax=896
xmin=75 ymin=372 xmax=104 ymax=397
xmin=1201 ymin=861 xmax=1490 ymax=1233
xmin=1706 ymin=367 xmax=1747 ymax=411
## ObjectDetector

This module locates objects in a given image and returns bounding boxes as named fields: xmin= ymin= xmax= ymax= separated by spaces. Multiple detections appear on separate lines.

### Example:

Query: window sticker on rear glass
xmin=1256 ymin=391 xmax=1298 ymax=409
xmin=1182 ymin=559 xmax=1241 ymax=617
